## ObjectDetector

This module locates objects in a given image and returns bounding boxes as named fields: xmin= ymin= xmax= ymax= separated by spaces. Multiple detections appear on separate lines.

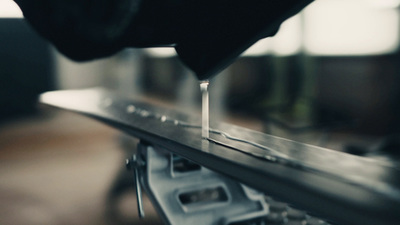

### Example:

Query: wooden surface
xmin=0 ymin=110 xmax=162 ymax=225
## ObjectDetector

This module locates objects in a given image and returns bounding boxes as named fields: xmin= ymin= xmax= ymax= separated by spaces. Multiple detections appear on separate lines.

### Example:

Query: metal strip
xmin=40 ymin=88 xmax=400 ymax=225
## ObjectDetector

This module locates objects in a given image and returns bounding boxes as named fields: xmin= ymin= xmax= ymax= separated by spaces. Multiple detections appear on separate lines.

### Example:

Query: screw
xmin=125 ymin=154 xmax=145 ymax=218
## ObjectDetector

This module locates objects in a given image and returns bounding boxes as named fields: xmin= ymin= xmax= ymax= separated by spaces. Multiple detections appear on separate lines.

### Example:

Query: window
xmin=0 ymin=0 xmax=23 ymax=18
xmin=303 ymin=0 xmax=400 ymax=55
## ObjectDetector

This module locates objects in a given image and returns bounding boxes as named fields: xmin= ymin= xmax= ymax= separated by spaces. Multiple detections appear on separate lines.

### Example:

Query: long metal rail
xmin=40 ymin=88 xmax=400 ymax=225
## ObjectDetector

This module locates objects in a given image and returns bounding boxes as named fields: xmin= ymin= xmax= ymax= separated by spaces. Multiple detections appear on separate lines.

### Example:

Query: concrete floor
xmin=0 ymin=110 xmax=162 ymax=225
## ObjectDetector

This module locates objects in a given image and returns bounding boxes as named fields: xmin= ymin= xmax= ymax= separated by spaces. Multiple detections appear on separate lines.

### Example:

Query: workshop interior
xmin=1 ymin=0 xmax=400 ymax=224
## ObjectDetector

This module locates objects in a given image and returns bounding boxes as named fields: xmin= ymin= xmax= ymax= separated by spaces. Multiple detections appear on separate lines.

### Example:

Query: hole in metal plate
xmin=178 ymin=186 xmax=229 ymax=206
xmin=172 ymin=154 xmax=201 ymax=173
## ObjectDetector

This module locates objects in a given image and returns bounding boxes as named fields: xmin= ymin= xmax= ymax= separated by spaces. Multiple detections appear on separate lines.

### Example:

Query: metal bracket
xmin=126 ymin=142 xmax=269 ymax=225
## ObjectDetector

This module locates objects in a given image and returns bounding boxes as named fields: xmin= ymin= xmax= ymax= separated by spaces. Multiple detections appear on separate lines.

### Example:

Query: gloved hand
xmin=14 ymin=0 xmax=313 ymax=79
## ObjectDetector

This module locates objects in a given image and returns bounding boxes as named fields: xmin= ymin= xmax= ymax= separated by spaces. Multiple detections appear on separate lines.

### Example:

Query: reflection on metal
xmin=145 ymin=47 xmax=177 ymax=58
xmin=40 ymin=88 xmax=400 ymax=225
xmin=200 ymin=80 xmax=210 ymax=139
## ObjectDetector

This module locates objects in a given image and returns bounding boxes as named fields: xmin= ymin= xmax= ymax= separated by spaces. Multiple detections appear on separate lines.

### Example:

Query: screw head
xmin=126 ymin=158 xmax=132 ymax=170
xmin=126 ymin=155 xmax=139 ymax=170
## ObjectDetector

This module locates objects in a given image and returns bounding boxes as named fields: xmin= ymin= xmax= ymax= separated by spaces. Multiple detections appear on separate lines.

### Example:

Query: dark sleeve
xmin=14 ymin=0 xmax=312 ymax=64
xmin=14 ymin=0 xmax=144 ymax=61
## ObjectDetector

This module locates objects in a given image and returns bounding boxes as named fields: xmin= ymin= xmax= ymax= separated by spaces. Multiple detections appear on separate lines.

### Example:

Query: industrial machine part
xmin=40 ymin=88 xmax=400 ymax=225
xmin=126 ymin=143 xmax=269 ymax=225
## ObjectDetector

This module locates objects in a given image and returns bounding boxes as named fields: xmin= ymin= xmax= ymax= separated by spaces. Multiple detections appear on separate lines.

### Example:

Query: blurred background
xmin=1 ymin=0 xmax=400 ymax=224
